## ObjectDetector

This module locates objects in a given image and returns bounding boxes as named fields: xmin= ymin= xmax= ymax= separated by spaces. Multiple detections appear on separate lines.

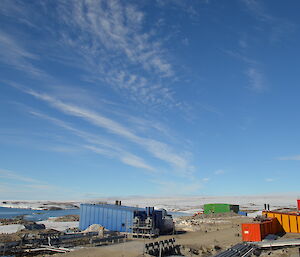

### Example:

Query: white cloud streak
xmin=23 ymin=89 xmax=193 ymax=176
xmin=245 ymin=67 xmax=266 ymax=92
xmin=151 ymin=178 xmax=207 ymax=195
xmin=0 ymin=30 xmax=46 ymax=78
xmin=1 ymin=0 xmax=195 ymax=181
xmin=0 ymin=168 xmax=67 ymax=199
xmin=58 ymin=0 xmax=173 ymax=77
xmin=241 ymin=0 xmax=273 ymax=22
xmin=277 ymin=155 xmax=300 ymax=161
xmin=0 ymin=0 xmax=179 ymax=108
xmin=0 ymin=169 xmax=41 ymax=184
xmin=54 ymin=0 xmax=176 ymax=106
xmin=85 ymin=145 xmax=155 ymax=171
xmin=29 ymin=111 xmax=155 ymax=172
xmin=224 ymin=50 xmax=267 ymax=94
xmin=241 ymin=0 xmax=296 ymax=43
xmin=214 ymin=169 xmax=225 ymax=175
xmin=265 ymin=178 xmax=275 ymax=182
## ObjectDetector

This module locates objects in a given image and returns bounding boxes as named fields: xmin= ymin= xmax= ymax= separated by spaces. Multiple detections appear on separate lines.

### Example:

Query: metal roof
xmin=80 ymin=203 xmax=143 ymax=211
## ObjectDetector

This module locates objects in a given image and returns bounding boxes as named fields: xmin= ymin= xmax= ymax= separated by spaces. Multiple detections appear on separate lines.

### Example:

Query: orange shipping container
xmin=242 ymin=223 xmax=262 ymax=242
xmin=242 ymin=219 xmax=280 ymax=242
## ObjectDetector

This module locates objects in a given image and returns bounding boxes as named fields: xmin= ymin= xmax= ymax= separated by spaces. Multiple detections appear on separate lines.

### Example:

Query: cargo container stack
xmin=242 ymin=199 xmax=300 ymax=242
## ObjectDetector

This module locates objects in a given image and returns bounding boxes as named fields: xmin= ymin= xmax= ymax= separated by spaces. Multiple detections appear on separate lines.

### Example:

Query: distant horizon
xmin=1 ymin=192 xmax=300 ymax=202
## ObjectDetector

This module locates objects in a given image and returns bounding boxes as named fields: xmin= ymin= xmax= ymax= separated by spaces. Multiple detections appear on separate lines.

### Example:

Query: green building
xmin=203 ymin=203 xmax=239 ymax=214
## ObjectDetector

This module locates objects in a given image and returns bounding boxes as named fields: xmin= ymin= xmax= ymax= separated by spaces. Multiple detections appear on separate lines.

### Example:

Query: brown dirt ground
xmin=42 ymin=215 xmax=248 ymax=256
xmin=39 ymin=215 xmax=300 ymax=257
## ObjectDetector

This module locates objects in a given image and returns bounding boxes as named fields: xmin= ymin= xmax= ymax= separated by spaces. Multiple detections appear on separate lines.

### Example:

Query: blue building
xmin=79 ymin=203 xmax=141 ymax=232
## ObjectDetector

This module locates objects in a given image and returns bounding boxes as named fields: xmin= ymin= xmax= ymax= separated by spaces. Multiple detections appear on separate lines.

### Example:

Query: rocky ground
xmin=2 ymin=209 xmax=300 ymax=256
xmin=52 ymin=215 xmax=80 ymax=222
xmin=34 ymin=213 xmax=298 ymax=257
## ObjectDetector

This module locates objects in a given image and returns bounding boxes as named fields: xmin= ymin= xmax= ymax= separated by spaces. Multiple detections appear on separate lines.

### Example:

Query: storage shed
xmin=79 ymin=203 xmax=140 ymax=232
xmin=203 ymin=203 xmax=239 ymax=214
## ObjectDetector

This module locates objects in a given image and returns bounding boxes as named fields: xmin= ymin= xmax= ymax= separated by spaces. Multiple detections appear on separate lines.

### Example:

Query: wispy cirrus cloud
xmin=0 ymin=169 xmax=40 ymax=184
xmin=224 ymin=38 xmax=267 ymax=93
xmin=214 ymin=169 xmax=225 ymax=175
xmin=223 ymin=49 xmax=257 ymax=66
xmin=245 ymin=67 xmax=266 ymax=93
xmin=0 ymin=31 xmax=46 ymax=78
xmin=265 ymin=178 xmax=275 ymax=182
xmin=29 ymin=110 xmax=155 ymax=172
xmin=224 ymin=41 xmax=267 ymax=93
xmin=86 ymin=145 xmax=155 ymax=172
xmin=0 ymin=168 xmax=69 ymax=199
xmin=53 ymin=0 xmax=176 ymax=107
xmin=227 ymin=0 xmax=296 ymax=94
xmin=241 ymin=0 xmax=273 ymax=22
xmin=277 ymin=155 xmax=300 ymax=161
xmin=0 ymin=0 xmax=180 ymax=108
xmin=1 ymin=0 xmax=197 ymax=193
xmin=152 ymin=180 xmax=202 ymax=195
xmin=0 ymin=0 xmax=40 ymax=29
xmin=225 ymin=49 xmax=267 ymax=93
xmin=58 ymin=0 xmax=173 ymax=77
xmin=20 ymin=88 xmax=194 ymax=176
xmin=241 ymin=0 xmax=296 ymax=43
xmin=151 ymin=177 xmax=209 ymax=195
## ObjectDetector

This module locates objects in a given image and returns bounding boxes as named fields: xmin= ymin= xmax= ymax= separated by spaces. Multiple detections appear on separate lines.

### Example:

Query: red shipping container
xmin=270 ymin=218 xmax=279 ymax=234
xmin=262 ymin=221 xmax=270 ymax=237
xmin=242 ymin=219 xmax=279 ymax=242
xmin=242 ymin=223 xmax=262 ymax=242
xmin=297 ymin=199 xmax=300 ymax=211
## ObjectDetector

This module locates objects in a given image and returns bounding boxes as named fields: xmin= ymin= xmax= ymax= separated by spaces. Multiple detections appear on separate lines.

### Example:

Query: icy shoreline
xmin=1 ymin=194 xmax=298 ymax=212
xmin=0 ymin=201 xmax=80 ymax=210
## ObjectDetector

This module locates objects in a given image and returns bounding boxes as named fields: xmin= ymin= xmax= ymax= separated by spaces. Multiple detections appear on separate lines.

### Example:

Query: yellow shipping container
xmin=289 ymin=215 xmax=298 ymax=233
xmin=274 ymin=213 xmax=282 ymax=223
xmin=297 ymin=216 xmax=300 ymax=233
xmin=281 ymin=214 xmax=290 ymax=233
xmin=262 ymin=211 xmax=300 ymax=234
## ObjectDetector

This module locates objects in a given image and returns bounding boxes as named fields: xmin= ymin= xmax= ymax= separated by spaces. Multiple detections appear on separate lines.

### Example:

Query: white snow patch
xmin=0 ymin=224 xmax=25 ymax=234
xmin=0 ymin=200 xmax=79 ymax=210
xmin=36 ymin=220 xmax=79 ymax=231
xmin=247 ymin=211 xmax=262 ymax=218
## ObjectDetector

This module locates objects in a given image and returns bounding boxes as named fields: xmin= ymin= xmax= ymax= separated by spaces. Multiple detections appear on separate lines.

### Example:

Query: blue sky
xmin=1 ymin=0 xmax=300 ymax=200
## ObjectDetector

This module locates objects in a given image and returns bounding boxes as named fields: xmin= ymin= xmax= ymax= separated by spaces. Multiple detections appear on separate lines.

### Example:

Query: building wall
xmin=79 ymin=204 xmax=139 ymax=232
xmin=230 ymin=205 xmax=240 ymax=213
xmin=204 ymin=204 xmax=239 ymax=214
